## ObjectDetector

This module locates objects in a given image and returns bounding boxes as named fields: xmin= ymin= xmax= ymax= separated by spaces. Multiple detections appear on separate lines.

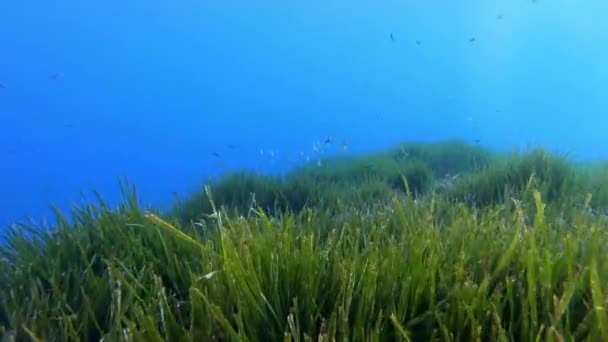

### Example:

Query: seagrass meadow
xmin=4 ymin=141 xmax=608 ymax=341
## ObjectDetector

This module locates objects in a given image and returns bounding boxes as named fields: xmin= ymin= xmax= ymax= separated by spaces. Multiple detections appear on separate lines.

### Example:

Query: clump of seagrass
xmin=3 ymin=143 xmax=608 ymax=341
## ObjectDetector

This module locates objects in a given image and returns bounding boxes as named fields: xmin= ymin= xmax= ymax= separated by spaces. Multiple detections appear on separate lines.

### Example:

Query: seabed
xmin=2 ymin=140 xmax=608 ymax=341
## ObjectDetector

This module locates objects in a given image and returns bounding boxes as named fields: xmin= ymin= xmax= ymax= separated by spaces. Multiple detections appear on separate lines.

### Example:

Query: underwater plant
xmin=3 ymin=141 xmax=608 ymax=341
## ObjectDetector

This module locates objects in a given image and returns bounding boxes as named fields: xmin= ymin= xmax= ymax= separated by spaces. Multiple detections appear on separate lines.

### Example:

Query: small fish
xmin=312 ymin=142 xmax=322 ymax=153
xmin=398 ymin=146 xmax=409 ymax=159
xmin=211 ymin=152 xmax=221 ymax=158
xmin=475 ymin=139 xmax=481 ymax=144
xmin=390 ymin=32 xmax=396 ymax=42
xmin=496 ymin=14 xmax=504 ymax=20
xmin=227 ymin=144 xmax=239 ymax=149
xmin=324 ymin=136 xmax=332 ymax=145
xmin=0 ymin=83 xmax=5 ymax=89
xmin=415 ymin=40 xmax=421 ymax=46
xmin=49 ymin=72 xmax=63 ymax=80
xmin=469 ymin=37 xmax=476 ymax=43
xmin=341 ymin=139 xmax=349 ymax=151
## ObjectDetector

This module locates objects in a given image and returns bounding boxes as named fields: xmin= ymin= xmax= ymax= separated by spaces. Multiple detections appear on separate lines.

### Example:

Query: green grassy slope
xmin=3 ymin=141 xmax=608 ymax=341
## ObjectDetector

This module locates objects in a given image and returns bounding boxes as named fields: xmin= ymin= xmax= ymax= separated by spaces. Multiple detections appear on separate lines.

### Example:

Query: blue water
xmin=2 ymin=0 xmax=608 ymax=231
